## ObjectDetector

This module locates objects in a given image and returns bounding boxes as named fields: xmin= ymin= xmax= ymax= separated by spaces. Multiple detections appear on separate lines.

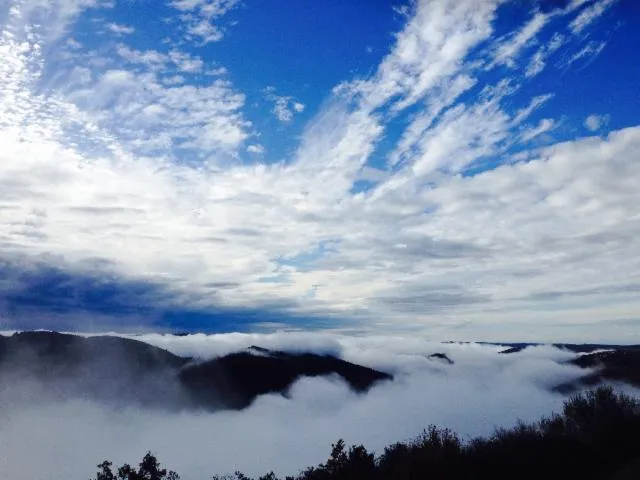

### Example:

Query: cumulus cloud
xmin=247 ymin=144 xmax=265 ymax=154
xmin=264 ymin=88 xmax=306 ymax=123
xmin=3 ymin=331 xmax=635 ymax=480
xmin=105 ymin=22 xmax=135 ymax=35
xmin=170 ymin=0 xmax=241 ymax=44
xmin=0 ymin=5 xmax=250 ymax=160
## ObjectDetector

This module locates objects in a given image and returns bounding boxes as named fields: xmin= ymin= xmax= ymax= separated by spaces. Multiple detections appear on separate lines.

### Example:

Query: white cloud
xmin=512 ymin=93 xmax=555 ymax=124
xmin=562 ymin=40 xmax=607 ymax=68
xmin=520 ymin=118 xmax=555 ymax=142
xmin=526 ymin=32 xmax=566 ymax=77
xmin=265 ymin=90 xmax=306 ymax=123
xmin=116 ymin=44 xmax=168 ymax=67
xmin=570 ymin=0 xmax=618 ymax=34
xmin=566 ymin=0 xmax=592 ymax=11
xmin=584 ymin=113 xmax=610 ymax=131
xmin=162 ymin=75 xmax=185 ymax=86
xmin=273 ymin=97 xmax=296 ymax=122
xmin=526 ymin=50 xmax=545 ymax=78
xmin=3 ymin=0 xmax=113 ymax=42
xmin=3 ymin=331 xmax=634 ymax=480
xmin=171 ymin=0 xmax=239 ymax=16
xmin=353 ymin=0 xmax=499 ymax=113
xmin=186 ymin=17 xmax=223 ymax=44
xmin=66 ymin=37 xmax=83 ymax=49
xmin=388 ymin=74 xmax=477 ymax=168
xmin=490 ymin=12 xmax=550 ymax=69
xmin=357 ymin=166 xmax=387 ymax=183
xmin=38 ymin=34 xmax=249 ymax=157
xmin=106 ymin=22 xmax=135 ymax=35
xmin=168 ymin=49 xmax=204 ymax=73
xmin=247 ymin=144 xmax=265 ymax=154
xmin=206 ymin=66 xmax=228 ymax=76
xmin=170 ymin=0 xmax=241 ymax=44
xmin=0 ymin=0 xmax=637 ymax=340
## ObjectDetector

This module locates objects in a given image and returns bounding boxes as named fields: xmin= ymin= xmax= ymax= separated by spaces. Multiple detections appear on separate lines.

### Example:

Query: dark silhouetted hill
xmin=553 ymin=349 xmax=640 ymax=393
xmin=0 ymin=331 xmax=391 ymax=411
xmin=494 ymin=342 xmax=640 ymax=354
xmin=180 ymin=346 xmax=391 ymax=409
xmin=0 ymin=331 xmax=189 ymax=408
xmin=570 ymin=350 xmax=640 ymax=387
xmin=427 ymin=352 xmax=454 ymax=364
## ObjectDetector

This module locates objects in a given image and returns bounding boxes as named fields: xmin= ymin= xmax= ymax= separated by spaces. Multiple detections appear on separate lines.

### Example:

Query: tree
xmin=93 ymin=461 xmax=116 ymax=480
xmin=92 ymin=453 xmax=179 ymax=480
xmin=91 ymin=388 xmax=640 ymax=480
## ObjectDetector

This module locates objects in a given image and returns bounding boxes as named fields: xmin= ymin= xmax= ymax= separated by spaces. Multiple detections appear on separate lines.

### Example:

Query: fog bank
xmin=0 ymin=332 xmax=637 ymax=480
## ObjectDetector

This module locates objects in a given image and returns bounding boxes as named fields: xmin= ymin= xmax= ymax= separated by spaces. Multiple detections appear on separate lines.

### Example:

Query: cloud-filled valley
xmin=2 ymin=1 xmax=640 ymax=479
xmin=1 ymin=330 xmax=639 ymax=479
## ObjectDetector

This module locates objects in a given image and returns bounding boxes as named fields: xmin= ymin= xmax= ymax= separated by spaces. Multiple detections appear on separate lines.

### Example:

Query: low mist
xmin=0 ymin=332 xmax=635 ymax=479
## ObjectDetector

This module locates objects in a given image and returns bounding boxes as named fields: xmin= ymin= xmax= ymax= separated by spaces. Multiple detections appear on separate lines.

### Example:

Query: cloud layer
xmin=0 ymin=0 xmax=637 ymax=339
xmin=3 ymin=331 xmax=637 ymax=480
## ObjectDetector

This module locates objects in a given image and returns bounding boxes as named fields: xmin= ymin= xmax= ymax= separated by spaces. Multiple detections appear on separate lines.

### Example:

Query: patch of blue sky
xmin=63 ymin=3 xmax=171 ymax=53
xmin=204 ymin=0 xmax=403 ymax=163
xmin=0 ymin=255 xmax=339 ymax=333
xmin=213 ymin=0 xmax=400 ymax=99
xmin=158 ymin=305 xmax=359 ymax=333
xmin=350 ymin=179 xmax=377 ymax=195
xmin=276 ymin=240 xmax=340 ymax=271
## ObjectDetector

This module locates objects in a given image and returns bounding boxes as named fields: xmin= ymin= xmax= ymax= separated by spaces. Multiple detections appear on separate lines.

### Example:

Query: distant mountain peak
xmin=428 ymin=353 xmax=454 ymax=364
xmin=247 ymin=345 xmax=275 ymax=356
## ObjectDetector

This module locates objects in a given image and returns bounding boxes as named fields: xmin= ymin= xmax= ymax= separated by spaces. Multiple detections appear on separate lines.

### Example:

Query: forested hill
xmin=0 ymin=331 xmax=391 ymax=410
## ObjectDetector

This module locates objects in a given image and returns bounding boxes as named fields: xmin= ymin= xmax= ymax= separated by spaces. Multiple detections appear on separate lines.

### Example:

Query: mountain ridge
xmin=0 ymin=331 xmax=391 ymax=411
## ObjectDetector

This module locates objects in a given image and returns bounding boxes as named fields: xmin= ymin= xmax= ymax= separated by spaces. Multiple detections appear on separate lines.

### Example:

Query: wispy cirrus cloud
xmin=526 ymin=32 xmax=566 ymax=77
xmin=570 ymin=0 xmax=618 ymax=34
xmin=561 ymin=39 xmax=608 ymax=68
xmin=489 ymin=11 xmax=551 ymax=69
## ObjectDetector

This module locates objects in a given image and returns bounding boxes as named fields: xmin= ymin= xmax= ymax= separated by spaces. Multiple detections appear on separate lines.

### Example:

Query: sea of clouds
xmin=0 ymin=331 xmax=637 ymax=480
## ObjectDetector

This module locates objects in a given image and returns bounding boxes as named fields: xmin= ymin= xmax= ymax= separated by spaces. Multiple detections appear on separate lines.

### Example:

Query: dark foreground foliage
xmin=93 ymin=386 xmax=640 ymax=480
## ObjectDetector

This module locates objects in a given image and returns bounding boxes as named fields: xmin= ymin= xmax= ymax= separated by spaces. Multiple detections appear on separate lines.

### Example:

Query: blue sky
xmin=0 ymin=0 xmax=639 ymax=342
